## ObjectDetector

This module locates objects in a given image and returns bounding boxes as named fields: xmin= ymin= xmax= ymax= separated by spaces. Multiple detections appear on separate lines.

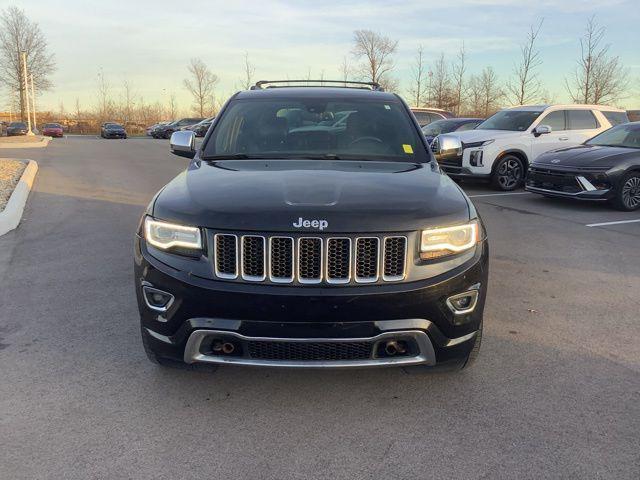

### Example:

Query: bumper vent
xmin=247 ymin=340 xmax=372 ymax=361
xmin=212 ymin=233 xmax=407 ymax=285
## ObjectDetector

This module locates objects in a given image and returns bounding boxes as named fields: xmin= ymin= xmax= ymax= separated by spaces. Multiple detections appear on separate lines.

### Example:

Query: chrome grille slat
xmin=383 ymin=236 xmax=407 ymax=281
xmin=326 ymin=238 xmax=351 ymax=284
xmin=269 ymin=237 xmax=294 ymax=283
xmin=214 ymin=234 xmax=238 ymax=279
xmin=241 ymin=235 xmax=266 ymax=281
xmin=355 ymin=237 xmax=379 ymax=283
xmin=212 ymin=233 xmax=407 ymax=285
xmin=297 ymin=238 xmax=322 ymax=284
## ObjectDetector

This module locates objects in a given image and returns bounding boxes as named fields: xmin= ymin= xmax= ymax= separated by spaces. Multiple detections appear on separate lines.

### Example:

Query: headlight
xmin=144 ymin=217 xmax=202 ymax=252
xmin=420 ymin=221 xmax=479 ymax=260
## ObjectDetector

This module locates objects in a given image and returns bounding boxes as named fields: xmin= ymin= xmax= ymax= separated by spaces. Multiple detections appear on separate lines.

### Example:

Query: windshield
xmin=202 ymin=97 xmax=428 ymax=162
xmin=106 ymin=124 xmax=122 ymax=129
xmin=44 ymin=123 xmax=60 ymax=128
xmin=10 ymin=122 xmax=26 ymax=128
xmin=422 ymin=120 xmax=463 ymax=137
xmin=477 ymin=110 xmax=541 ymax=131
xmin=586 ymin=124 xmax=640 ymax=149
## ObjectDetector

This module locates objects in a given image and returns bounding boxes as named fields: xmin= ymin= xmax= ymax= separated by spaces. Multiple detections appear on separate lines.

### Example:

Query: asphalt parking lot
xmin=1 ymin=136 xmax=639 ymax=479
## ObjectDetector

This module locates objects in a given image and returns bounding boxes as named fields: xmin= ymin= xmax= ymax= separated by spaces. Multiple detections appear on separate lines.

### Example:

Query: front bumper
xmin=526 ymin=167 xmax=613 ymax=201
xmin=135 ymin=236 xmax=489 ymax=368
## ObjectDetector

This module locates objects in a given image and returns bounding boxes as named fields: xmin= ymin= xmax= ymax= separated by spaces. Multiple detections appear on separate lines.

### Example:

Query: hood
xmin=450 ymin=129 xmax=523 ymax=144
xmin=153 ymin=159 xmax=471 ymax=233
xmin=534 ymin=144 xmax=638 ymax=168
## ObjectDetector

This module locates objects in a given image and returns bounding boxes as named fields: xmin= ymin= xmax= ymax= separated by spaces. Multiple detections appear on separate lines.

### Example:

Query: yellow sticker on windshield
xmin=403 ymin=144 xmax=414 ymax=154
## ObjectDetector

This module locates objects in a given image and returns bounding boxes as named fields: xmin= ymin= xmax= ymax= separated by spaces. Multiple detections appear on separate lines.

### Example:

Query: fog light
xmin=446 ymin=288 xmax=479 ymax=315
xmin=142 ymin=285 xmax=175 ymax=312
xmin=470 ymin=150 xmax=484 ymax=167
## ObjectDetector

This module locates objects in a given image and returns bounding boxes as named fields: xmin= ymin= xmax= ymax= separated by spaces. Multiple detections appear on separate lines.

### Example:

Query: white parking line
xmin=586 ymin=219 xmax=640 ymax=227
xmin=468 ymin=192 xmax=532 ymax=198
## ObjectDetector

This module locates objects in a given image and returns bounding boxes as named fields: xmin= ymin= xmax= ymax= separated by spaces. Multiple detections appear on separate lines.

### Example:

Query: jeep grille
xmin=213 ymin=233 xmax=407 ymax=285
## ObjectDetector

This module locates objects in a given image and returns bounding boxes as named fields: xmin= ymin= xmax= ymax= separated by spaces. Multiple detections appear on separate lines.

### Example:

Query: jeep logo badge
xmin=293 ymin=217 xmax=328 ymax=231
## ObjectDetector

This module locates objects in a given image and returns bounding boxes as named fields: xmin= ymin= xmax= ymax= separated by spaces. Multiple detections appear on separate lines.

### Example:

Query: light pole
xmin=21 ymin=52 xmax=34 ymax=135
xmin=30 ymin=74 xmax=37 ymax=133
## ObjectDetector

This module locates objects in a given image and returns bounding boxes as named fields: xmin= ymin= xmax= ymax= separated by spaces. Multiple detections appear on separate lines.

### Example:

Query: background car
xmin=410 ymin=107 xmax=454 ymax=127
xmin=433 ymin=104 xmax=628 ymax=191
xmin=422 ymin=118 xmax=483 ymax=144
xmin=526 ymin=122 xmax=640 ymax=211
xmin=153 ymin=118 xmax=203 ymax=139
xmin=7 ymin=121 xmax=28 ymax=136
xmin=41 ymin=123 xmax=64 ymax=138
xmin=100 ymin=123 xmax=127 ymax=139
xmin=192 ymin=116 xmax=215 ymax=137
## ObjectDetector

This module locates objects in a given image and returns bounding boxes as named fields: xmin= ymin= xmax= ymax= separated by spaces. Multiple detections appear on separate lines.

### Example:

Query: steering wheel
xmin=349 ymin=136 xmax=383 ymax=147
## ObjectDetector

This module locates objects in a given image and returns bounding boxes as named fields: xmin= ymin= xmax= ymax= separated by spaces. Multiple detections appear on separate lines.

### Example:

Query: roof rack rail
xmin=250 ymin=80 xmax=384 ymax=91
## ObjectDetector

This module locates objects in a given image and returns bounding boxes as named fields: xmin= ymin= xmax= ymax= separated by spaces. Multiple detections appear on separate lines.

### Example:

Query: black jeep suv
xmin=134 ymin=80 xmax=489 ymax=372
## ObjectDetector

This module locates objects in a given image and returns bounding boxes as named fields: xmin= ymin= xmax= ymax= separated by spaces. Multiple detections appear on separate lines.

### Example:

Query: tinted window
xmin=204 ymin=97 xmax=428 ymax=162
xmin=586 ymin=124 xmax=640 ymax=149
xmin=456 ymin=121 xmax=481 ymax=132
xmin=421 ymin=119 xmax=461 ymax=137
xmin=10 ymin=122 xmax=26 ymax=128
xmin=568 ymin=110 xmax=598 ymax=130
xmin=602 ymin=111 xmax=629 ymax=126
xmin=477 ymin=110 xmax=542 ymax=131
xmin=539 ymin=110 xmax=566 ymax=131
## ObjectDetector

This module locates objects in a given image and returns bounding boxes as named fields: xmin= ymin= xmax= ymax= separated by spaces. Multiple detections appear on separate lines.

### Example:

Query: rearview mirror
xmin=434 ymin=134 xmax=462 ymax=157
xmin=533 ymin=125 xmax=552 ymax=136
xmin=170 ymin=131 xmax=196 ymax=159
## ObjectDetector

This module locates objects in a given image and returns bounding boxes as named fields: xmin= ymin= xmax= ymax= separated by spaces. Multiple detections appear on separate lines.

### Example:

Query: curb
xmin=0 ymin=160 xmax=39 ymax=237
xmin=0 ymin=137 xmax=51 ymax=149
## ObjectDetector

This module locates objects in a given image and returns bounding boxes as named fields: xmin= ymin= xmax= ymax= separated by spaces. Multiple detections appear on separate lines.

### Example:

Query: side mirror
xmin=434 ymin=134 xmax=462 ymax=157
xmin=170 ymin=131 xmax=196 ymax=159
xmin=533 ymin=125 xmax=552 ymax=136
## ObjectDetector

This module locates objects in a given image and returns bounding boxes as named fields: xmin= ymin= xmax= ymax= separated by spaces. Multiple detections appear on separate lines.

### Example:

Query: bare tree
xmin=352 ymin=29 xmax=398 ymax=90
xmin=429 ymin=53 xmax=453 ymax=109
xmin=183 ymin=58 xmax=219 ymax=116
xmin=96 ymin=69 xmax=112 ymax=121
xmin=339 ymin=56 xmax=351 ymax=85
xmin=168 ymin=93 xmax=178 ymax=119
xmin=451 ymin=43 xmax=467 ymax=115
xmin=407 ymin=45 xmax=428 ymax=107
xmin=565 ymin=17 xmax=628 ymax=105
xmin=478 ymin=67 xmax=504 ymax=117
xmin=122 ymin=80 xmax=135 ymax=124
xmin=0 ymin=6 xmax=56 ymax=121
xmin=240 ymin=51 xmax=255 ymax=90
xmin=506 ymin=19 xmax=544 ymax=105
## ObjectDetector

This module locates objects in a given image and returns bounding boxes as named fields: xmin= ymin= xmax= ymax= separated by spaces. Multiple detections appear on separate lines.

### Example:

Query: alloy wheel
xmin=497 ymin=158 xmax=522 ymax=190
xmin=622 ymin=176 xmax=640 ymax=210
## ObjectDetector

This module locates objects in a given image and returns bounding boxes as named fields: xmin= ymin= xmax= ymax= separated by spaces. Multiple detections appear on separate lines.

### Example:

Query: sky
xmin=4 ymin=0 xmax=640 ymax=113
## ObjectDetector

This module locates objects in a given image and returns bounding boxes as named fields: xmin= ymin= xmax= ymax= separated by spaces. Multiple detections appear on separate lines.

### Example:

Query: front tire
xmin=491 ymin=155 xmax=525 ymax=191
xmin=612 ymin=172 xmax=640 ymax=211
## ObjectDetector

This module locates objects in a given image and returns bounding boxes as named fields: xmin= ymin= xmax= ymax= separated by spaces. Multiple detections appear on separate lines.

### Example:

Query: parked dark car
xmin=147 ymin=122 xmax=168 ymax=136
xmin=422 ymin=118 xmax=483 ymax=144
xmin=7 ymin=122 xmax=28 ymax=136
xmin=42 ymin=123 xmax=64 ymax=138
xmin=192 ymin=116 xmax=215 ymax=137
xmin=135 ymin=80 xmax=488 ymax=373
xmin=410 ymin=107 xmax=454 ymax=127
xmin=101 ymin=123 xmax=127 ymax=139
xmin=153 ymin=118 xmax=203 ymax=139
xmin=526 ymin=122 xmax=640 ymax=211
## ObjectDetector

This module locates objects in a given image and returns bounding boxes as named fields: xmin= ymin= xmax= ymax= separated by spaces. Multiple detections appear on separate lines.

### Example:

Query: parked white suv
xmin=432 ymin=104 xmax=629 ymax=190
